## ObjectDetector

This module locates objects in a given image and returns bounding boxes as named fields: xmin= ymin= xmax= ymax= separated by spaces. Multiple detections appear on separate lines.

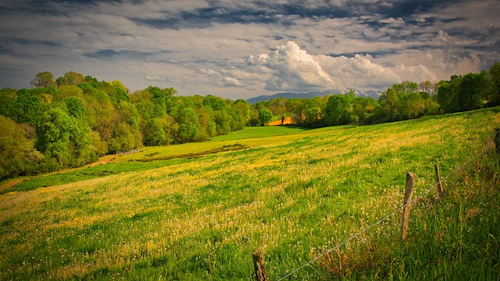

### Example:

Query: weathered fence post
xmin=401 ymin=172 xmax=415 ymax=240
xmin=434 ymin=164 xmax=444 ymax=197
xmin=253 ymin=250 xmax=269 ymax=281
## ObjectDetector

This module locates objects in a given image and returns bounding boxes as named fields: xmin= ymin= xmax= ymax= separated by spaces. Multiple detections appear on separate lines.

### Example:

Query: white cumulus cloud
xmin=246 ymin=41 xmax=334 ymax=91
xmin=246 ymin=41 xmax=437 ymax=91
xmin=223 ymin=76 xmax=243 ymax=87
xmin=317 ymin=53 xmax=437 ymax=89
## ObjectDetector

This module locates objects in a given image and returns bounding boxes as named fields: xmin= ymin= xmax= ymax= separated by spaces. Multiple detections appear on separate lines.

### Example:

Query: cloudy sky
xmin=0 ymin=0 xmax=499 ymax=99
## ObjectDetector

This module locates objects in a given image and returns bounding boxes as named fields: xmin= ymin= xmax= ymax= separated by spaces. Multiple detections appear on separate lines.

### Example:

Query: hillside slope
xmin=0 ymin=108 xmax=499 ymax=280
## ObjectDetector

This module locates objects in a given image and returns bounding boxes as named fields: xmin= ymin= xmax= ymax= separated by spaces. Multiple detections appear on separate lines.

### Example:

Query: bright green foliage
xmin=89 ymin=130 xmax=108 ymax=156
xmin=148 ymin=86 xmax=167 ymax=117
xmin=143 ymin=118 xmax=175 ymax=146
xmin=233 ymin=99 xmax=251 ymax=125
xmin=107 ymin=101 xmax=142 ymax=153
xmin=10 ymin=89 xmax=45 ymax=125
xmin=398 ymin=91 xmax=426 ymax=119
xmin=258 ymin=108 xmax=273 ymax=125
xmin=0 ymin=71 xmax=252 ymax=179
xmin=214 ymin=110 xmax=231 ymax=135
xmin=379 ymin=85 xmax=401 ymax=121
xmin=58 ymin=85 xmax=84 ymax=99
xmin=65 ymin=96 xmax=85 ymax=118
xmin=36 ymin=107 xmax=76 ymax=166
xmin=203 ymin=95 xmax=227 ymax=111
xmin=177 ymin=107 xmax=199 ymax=142
xmin=323 ymin=94 xmax=355 ymax=126
xmin=0 ymin=116 xmax=41 ymax=179
xmin=36 ymin=106 xmax=95 ymax=167
xmin=146 ymin=86 xmax=177 ymax=117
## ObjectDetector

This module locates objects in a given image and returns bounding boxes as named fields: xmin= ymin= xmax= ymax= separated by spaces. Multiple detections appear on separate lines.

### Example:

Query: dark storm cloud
xmin=125 ymin=0 xmax=451 ymax=30
xmin=83 ymin=49 xmax=153 ymax=60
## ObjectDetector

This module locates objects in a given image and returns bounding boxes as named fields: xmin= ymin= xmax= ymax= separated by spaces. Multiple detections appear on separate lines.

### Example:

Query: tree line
xmin=0 ymin=71 xmax=250 ymax=180
xmin=1 ymin=63 xmax=499 ymax=180
xmin=249 ymin=63 xmax=500 ymax=128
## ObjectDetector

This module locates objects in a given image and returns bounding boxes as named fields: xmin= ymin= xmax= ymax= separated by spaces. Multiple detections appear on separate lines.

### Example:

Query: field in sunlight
xmin=1 ymin=108 xmax=499 ymax=280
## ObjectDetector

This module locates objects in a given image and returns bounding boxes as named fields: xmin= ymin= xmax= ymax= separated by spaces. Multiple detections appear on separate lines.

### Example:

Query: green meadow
xmin=1 ymin=107 xmax=499 ymax=280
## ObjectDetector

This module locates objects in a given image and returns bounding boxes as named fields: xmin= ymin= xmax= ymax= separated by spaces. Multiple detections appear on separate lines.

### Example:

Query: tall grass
xmin=316 ymin=142 xmax=500 ymax=280
xmin=0 ymin=107 xmax=499 ymax=280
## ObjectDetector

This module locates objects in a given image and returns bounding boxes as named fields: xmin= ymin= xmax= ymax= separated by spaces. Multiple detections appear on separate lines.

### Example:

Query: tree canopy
xmin=0 ymin=71 xmax=250 ymax=180
xmin=1 ymin=64 xmax=498 ymax=180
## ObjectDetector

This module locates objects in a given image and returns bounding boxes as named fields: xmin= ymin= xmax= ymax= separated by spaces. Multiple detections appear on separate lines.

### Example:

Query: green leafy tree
xmin=30 ymin=71 xmax=56 ymax=88
xmin=196 ymin=106 xmax=216 ymax=140
xmin=203 ymin=95 xmax=227 ymax=111
xmin=399 ymin=81 xmax=418 ymax=93
xmin=268 ymin=97 xmax=287 ymax=116
xmin=258 ymin=108 xmax=273 ymax=125
xmin=65 ymin=96 xmax=85 ymax=119
xmin=109 ymin=81 xmax=130 ymax=104
xmin=304 ymin=107 xmax=322 ymax=127
xmin=0 ymin=116 xmax=42 ymax=179
xmin=176 ymin=107 xmax=199 ymax=142
xmin=109 ymin=101 xmax=142 ymax=152
xmin=143 ymin=118 xmax=175 ymax=146
xmin=145 ymin=86 xmax=178 ymax=118
xmin=352 ymin=97 xmax=379 ymax=124
xmin=0 ymin=88 xmax=17 ymax=117
xmin=458 ymin=71 xmax=492 ymax=111
xmin=437 ymin=76 xmax=462 ymax=113
xmin=234 ymin=99 xmax=251 ymax=125
xmin=379 ymin=86 xmax=401 ymax=121
xmin=398 ymin=92 xmax=426 ymax=120
xmin=249 ymin=109 xmax=260 ymax=126
xmin=323 ymin=94 xmax=355 ymax=126
xmin=489 ymin=62 xmax=500 ymax=106
xmin=56 ymin=71 xmax=85 ymax=87
xmin=89 ymin=131 xmax=108 ymax=157
xmin=58 ymin=85 xmax=84 ymax=99
xmin=286 ymin=99 xmax=305 ymax=124
xmin=36 ymin=107 xmax=76 ymax=166
xmin=10 ymin=89 xmax=45 ymax=125
xmin=214 ymin=110 xmax=231 ymax=135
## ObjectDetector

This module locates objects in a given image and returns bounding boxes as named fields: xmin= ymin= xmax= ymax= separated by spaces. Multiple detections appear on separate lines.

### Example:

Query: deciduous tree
xmin=0 ymin=116 xmax=42 ymax=179
xmin=258 ymin=108 xmax=273 ymax=125
xmin=30 ymin=71 xmax=56 ymax=88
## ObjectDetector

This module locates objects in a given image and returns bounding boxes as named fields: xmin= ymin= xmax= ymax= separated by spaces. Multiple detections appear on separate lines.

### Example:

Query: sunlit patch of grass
xmin=0 ymin=107 xmax=499 ymax=280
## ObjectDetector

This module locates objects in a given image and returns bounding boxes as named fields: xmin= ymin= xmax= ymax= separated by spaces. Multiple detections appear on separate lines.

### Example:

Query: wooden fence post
xmin=401 ymin=172 xmax=415 ymax=240
xmin=434 ymin=164 xmax=444 ymax=197
xmin=253 ymin=250 xmax=269 ymax=281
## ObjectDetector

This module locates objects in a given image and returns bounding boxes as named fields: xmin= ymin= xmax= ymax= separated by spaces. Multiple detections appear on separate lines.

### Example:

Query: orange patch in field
xmin=267 ymin=117 xmax=294 ymax=126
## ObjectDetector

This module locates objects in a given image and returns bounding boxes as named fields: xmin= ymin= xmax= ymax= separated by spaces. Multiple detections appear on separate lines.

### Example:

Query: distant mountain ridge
xmin=247 ymin=89 xmax=382 ymax=104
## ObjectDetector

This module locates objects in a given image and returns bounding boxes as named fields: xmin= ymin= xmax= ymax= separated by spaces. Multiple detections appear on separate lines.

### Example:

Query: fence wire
xmin=277 ymin=141 xmax=495 ymax=280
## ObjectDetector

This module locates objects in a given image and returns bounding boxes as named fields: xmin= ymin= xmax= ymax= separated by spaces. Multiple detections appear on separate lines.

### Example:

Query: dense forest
xmin=0 ymin=71 xmax=250 ymax=179
xmin=1 ymin=63 xmax=499 ymax=180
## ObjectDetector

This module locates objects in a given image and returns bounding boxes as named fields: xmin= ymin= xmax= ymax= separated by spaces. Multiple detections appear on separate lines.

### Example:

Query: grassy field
xmin=1 ymin=108 xmax=499 ymax=280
